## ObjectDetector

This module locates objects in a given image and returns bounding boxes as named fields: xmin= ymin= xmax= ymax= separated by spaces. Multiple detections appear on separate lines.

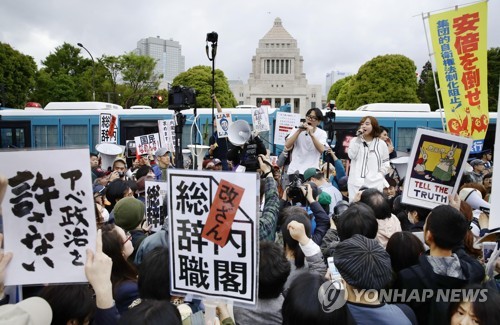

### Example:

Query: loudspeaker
xmin=95 ymin=143 xmax=123 ymax=171
xmin=228 ymin=120 xmax=252 ymax=146
xmin=459 ymin=188 xmax=490 ymax=211
xmin=390 ymin=156 xmax=409 ymax=178
xmin=187 ymin=144 xmax=210 ymax=170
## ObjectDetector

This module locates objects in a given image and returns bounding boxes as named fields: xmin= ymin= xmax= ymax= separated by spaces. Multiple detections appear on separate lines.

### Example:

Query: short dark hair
xmin=306 ymin=107 xmax=324 ymax=121
xmin=448 ymin=283 xmax=500 ymax=325
xmin=282 ymin=272 xmax=351 ymax=325
xmin=90 ymin=152 xmax=98 ymax=158
xmin=38 ymin=285 xmax=95 ymax=325
xmin=405 ymin=204 xmax=431 ymax=223
xmin=280 ymin=207 xmax=311 ymax=268
xmin=336 ymin=202 xmax=378 ymax=241
xmin=105 ymin=179 xmax=130 ymax=207
xmin=138 ymin=247 xmax=171 ymax=301
xmin=119 ymin=299 xmax=181 ymax=325
xmin=258 ymin=241 xmax=291 ymax=299
xmin=426 ymin=205 xmax=469 ymax=249
xmin=360 ymin=188 xmax=391 ymax=220
xmin=135 ymin=165 xmax=152 ymax=180
xmin=386 ymin=231 xmax=425 ymax=273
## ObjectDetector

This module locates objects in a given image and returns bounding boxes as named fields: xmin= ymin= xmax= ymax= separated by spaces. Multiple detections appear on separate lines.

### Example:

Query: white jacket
xmin=348 ymin=137 xmax=390 ymax=190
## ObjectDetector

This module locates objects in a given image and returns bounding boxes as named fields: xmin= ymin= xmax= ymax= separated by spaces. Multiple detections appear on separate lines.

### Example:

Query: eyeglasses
xmin=123 ymin=232 xmax=132 ymax=244
xmin=306 ymin=115 xmax=318 ymax=121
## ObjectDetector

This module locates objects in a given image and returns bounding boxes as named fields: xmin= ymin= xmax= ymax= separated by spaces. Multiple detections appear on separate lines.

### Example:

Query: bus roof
xmin=41 ymin=102 xmax=123 ymax=110
xmin=356 ymin=103 xmax=431 ymax=112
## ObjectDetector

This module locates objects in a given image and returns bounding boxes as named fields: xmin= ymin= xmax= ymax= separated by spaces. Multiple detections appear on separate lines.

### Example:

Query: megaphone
xmin=459 ymin=188 xmax=490 ymax=212
xmin=187 ymin=144 xmax=210 ymax=170
xmin=390 ymin=156 xmax=409 ymax=179
xmin=95 ymin=143 xmax=123 ymax=171
xmin=182 ymin=149 xmax=192 ymax=169
xmin=228 ymin=120 xmax=252 ymax=146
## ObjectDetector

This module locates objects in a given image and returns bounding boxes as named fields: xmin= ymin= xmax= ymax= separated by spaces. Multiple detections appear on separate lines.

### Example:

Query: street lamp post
xmin=77 ymin=43 xmax=96 ymax=101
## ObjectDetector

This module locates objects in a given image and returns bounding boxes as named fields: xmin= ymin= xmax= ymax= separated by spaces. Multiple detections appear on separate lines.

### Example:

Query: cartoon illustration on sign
xmin=413 ymin=147 xmax=427 ymax=175
xmin=431 ymin=144 xmax=457 ymax=182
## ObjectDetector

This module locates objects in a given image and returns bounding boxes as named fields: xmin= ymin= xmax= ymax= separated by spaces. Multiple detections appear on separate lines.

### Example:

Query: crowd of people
xmin=0 ymin=110 xmax=499 ymax=325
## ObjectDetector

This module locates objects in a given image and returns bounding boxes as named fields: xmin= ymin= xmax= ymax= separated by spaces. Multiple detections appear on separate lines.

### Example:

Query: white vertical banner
xmin=274 ymin=112 xmax=301 ymax=145
xmin=1 ymin=148 xmax=96 ymax=285
xmin=99 ymin=113 xmax=118 ymax=144
xmin=252 ymin=106 xmax=270 ymax=132
xmin=158 ymin=120 xmax=176 ymax=152
xmin=145 ymin=180 xmax=168 ymax=232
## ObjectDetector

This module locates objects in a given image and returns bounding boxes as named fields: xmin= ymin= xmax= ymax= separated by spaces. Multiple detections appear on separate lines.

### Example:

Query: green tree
xmin=99 ymin=55 xmax=122 ymax=104
xmin=340 ymin=54 xmax=420 ymax=110
xmin=327 ymin=75 xmax=353 ymax=103
xmin=120 ymin=52 xmax=160 ymax=107
xmin=0 ymin=42 xmax=37 ymax=108
xmin=336 ymin=77 xmax=355 ymax=110
xmin=417 ymin=61 xmax=441 ymax=111
xmin=172 ymin=65 xmax=237 ymax=108
xmin=487 ymin=47 xmax=500 ymax=111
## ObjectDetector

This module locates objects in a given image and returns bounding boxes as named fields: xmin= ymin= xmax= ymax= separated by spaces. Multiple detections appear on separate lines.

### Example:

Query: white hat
xmin=0 ymin=297 xmax=52 ymax=325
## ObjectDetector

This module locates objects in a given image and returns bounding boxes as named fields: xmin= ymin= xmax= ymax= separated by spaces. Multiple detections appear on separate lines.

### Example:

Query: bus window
xmin=63 ymin=125 xmax=88 ymax=147
xmin=34 ymin=125 xmax=58 ymax=148
xmin=396 ymin=127 xmax=417 ymax=153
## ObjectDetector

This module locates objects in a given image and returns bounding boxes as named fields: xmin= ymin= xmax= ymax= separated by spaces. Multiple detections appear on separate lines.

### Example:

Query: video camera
xmin=287 ymin=175 xmax=307 ymax=205
xmin=168 ymin=86 xmax=197 ymax=110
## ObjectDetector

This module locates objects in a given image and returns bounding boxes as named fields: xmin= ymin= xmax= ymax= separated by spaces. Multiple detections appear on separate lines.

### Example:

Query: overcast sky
xmin=2 ymin=0 xmax=499 ymax=94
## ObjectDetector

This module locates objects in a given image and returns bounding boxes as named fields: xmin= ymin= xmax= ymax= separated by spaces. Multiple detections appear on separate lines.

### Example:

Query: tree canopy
xmin=336 ymin=54 xmax=420 ymax=110
xmin=172 ymin=65 xmax=237 ymax=108
xmin=327 ymin=75 xmax=353 ymax=104
xmin=0 ymin=42 xmax=37 ymax=108
xmin=417 ymin=61 xmax=440 ymax=111
xmin=487 ymin=47 xmax=500 ymax=111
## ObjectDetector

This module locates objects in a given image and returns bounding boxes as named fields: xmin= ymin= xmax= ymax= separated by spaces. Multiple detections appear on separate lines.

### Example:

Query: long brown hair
xmin=360 ymin=116 xmax=381 ymax=137
xmin=101 ymin=224 xmax=138 ymax=292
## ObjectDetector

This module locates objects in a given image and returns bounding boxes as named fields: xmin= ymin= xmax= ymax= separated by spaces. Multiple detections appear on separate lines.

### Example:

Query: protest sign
xmin=216 ymin=113 xmax=232 ymax=138
xmin=134 ymin=133 xmax=160 ymax=156
xmin=168 ymin=169 xmax=258 ymax=306
xmin=99 ymin=113 xmax=118 ymax=144
xmin=252 ymin=106 xmax=270 ymax=132
xmin=402 ymin=128 xmax=472 ymax=209
xmin=158 ymin=119 xmax=176 ymax=152
xmin=274 ymin=112 xmax=301 ymax=146
xmin=1 ymin=148 xmax=96 ymax=285
xmin=145 ymin=180 xmax=168 ymax=232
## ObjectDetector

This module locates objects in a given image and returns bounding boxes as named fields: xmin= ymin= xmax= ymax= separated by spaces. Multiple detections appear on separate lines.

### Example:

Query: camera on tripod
xmin=168 ymin=86 xmax=197 ymax=110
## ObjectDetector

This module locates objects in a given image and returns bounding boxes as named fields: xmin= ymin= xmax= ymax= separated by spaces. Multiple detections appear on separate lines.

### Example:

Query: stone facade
xmin=231 ymin=18 xmax=322 ymax=116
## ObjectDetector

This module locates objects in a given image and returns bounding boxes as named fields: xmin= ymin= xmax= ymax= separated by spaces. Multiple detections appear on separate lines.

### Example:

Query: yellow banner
xmin=429 ymin=1 xmax=488 ymax=153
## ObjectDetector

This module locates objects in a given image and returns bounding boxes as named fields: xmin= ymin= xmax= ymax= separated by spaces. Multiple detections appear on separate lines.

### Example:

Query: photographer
xmin=280 ymin=181 xmax=330 ymax=246
xmin=227 ymin=131 xmax=267 ymax=172
xmin=284 ymin=108 xmax=328 ymax=181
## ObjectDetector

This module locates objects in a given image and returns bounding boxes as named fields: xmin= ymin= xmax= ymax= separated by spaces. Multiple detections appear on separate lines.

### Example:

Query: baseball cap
xmin=303 ymin=167 xmax=320 ymax=181
xmin=155 ymin=148 xmax=169 ymax=157
xmin=469 ymin=159 xmax=485 ymax=167
xmin=0 ymin=297 xmax=52 ymax=325
xmin=213 ymin=158 xmax=222 ymax=165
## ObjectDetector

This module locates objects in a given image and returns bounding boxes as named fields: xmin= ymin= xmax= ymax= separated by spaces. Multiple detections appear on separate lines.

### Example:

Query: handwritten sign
xmin=168 ymin=169 xmax=258 ymax=306
xmin=134 ymin=133 xmax=160 ymax=156
xmin=99 ymin=113 xmax=118 ymax=144
xmin=252 ymin=106 xmax=270 ymax=132
xmin=158 ymin=120 xmax=176 ymax=152
xmin=1 ymin=148 xmax=96 ymax=285
xmin=274 ymin=112 xmax=301 ymax=145
xmin=202 ymin=179 xmax=244 ymax=247
xmin=216 ymin=113 xmax=232 ymax=138
xmin=402 ymin=128 xmax=472 ymax=209
xmin=145 ymin=180 xmax=168 ymax=232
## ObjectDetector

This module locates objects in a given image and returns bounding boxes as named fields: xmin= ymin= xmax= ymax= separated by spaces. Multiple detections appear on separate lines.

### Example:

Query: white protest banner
xmin=1 ymin=148 xmax=96 ymax=285
xmin=216 ymin=113 xmax=232 ymax=138
xmin=252 ymin=106 xmax=270 ymax=132
xmin=134 ymin=133 xmax=161 ymax=156
xmin=99 ymin=113 xmax=118 ymax=144
xmin=402 ymin=128 xmax=472 ymax=209
xmin=274 ymin=112 xmax=301 ymax=145
xmin=145 ymin=180 xmax=168 ymax=232
xmin=168 ymin=169 xmax=258 ymax=306
xmin=158 ymin=120 xmax=176 ymax=152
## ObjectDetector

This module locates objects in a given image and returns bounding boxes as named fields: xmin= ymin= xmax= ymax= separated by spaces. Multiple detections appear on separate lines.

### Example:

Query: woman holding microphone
xmin=347 ymin=116 xmax=390 ymax=201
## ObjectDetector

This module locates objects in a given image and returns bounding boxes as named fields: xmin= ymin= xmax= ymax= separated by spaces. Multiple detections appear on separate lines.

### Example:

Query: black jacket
xmin=394 ymin=248 xmax=484 ymax=325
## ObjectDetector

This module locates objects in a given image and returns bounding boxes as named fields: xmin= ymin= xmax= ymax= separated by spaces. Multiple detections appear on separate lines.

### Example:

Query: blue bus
xmin=0 ymin=102 xmax=497 ymax=159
